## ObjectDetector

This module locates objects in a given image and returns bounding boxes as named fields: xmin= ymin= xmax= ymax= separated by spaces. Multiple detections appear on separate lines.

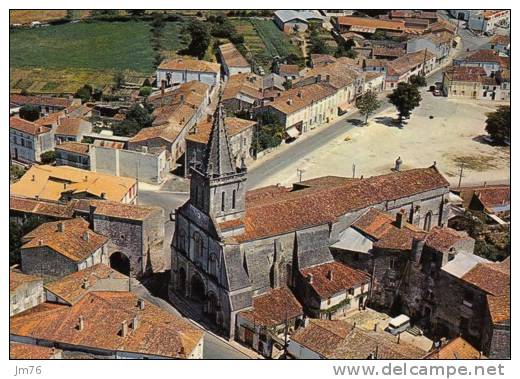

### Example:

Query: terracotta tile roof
xmin=423 ymin=31 xmax=453 ymax=45
xmin=55 ymin=117 xmax=84 ymax=136
xmin=372 ymin=46 xmax=405 ymax=58
xmin=461 ymin=49 xmax=502 ymax=64
xmin=222 ymin=73 xmax=264 ymax=101
xmin=239 ymin=287 xmax=303 ymax=327
xmin=300 ymin=261 xmax=370 ymax=299
xmin=364 ymin=58 xmax=387 ymax=68
xmin=186 ymin=117 xmax=256 ymax=144
xmin=231 ymin=167 xmax=449 ymax=243
xmin=311 ymin=54 xmax=337 ymax=67
xmin=10 ymin=270 xmax=42 ymax=292
xmin=10 ymin=291 xmax=203 ymax=359
xmin=424 ymin=227 xmax=472 ymax=253
xmin=34 ymin=111 xmax=65 ymax=127
xmin=429 ymin=19 xmax=457 ymax=34
xmin=337 ymin=16 xmax=406 ymax=32
xmin=129 ymin=124 xmax=182 ymax=143
xmin=9 ymin=196 xmax=75 ymax=219
xmin=444 ymin=66 xmax=487 ymax=82
xmin=219 ymin=43 xmax=250 ymax=68
xmin=386 ymin=49 xmax=436 ymax=77
xmin=10 ymin=342 xmax=60 ymax=359
xmin=352 ymin=208 xmax=426 ymax=251
xmin=10 ymin=117 xmax=50 ymax=135
xmin=10 ymin=94 xmax=74 ymax=108
xmin=89 ymin=199 xmax=160 ymax=221
xmin=267 ymin=83 xmax=336 ymax=115
xmin=473 ymin=186 xmax=510 ymax=212
xmin=426 ymin=337 xmax=485 ymax=359
xmin=55 ymin=141 xmax=90 ymax=155
xmin=158 ymin=58 xmax=220 ymax=74
xmin=45 ymin=264 xmax=128 ymax=305
xmin=10 ymin=165 xmax=136 ymax=203
xmin=298 ymin=63 xmax=357 ymax=90
xmin=490 ymin=34 xmax=510 ymax=45
xmin=22 ymin=218 xmax=108 ymax=262
xmin=279 ymin=64 xmax=300 ymax=76
xmin=148 ymin=80 xmax=209 ymax=105
xmin=290 ymin=319 xmax=426 ymax=359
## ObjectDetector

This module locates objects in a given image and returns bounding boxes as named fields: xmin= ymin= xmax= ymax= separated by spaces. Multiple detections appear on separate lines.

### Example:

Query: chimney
xmin=396 ymin=210 xmax=406 ymax=229
xmin=306 ymin=273 xmax=313 ymax=284
xmin=137 ymin=298 xmax=145 ymax=310
xmin=82 ymin=231 xmax=89 ymax=241
xmin=77 ymin=316 xmax=84 ymax=331
xmin=63 ymin=182 xmax=67 ymax=190
xmin=141 ymin=146 xmax=148 ymax=154
xmin=100 ymin=192 xmax=106 ymax=199
xmin=132 ymin=316 xmax=139 ymax=331
xmin=206 ymin=114 xmax=212 ymax=123
xmin=38 ymin=239 xmax=43 ymax=246
xmin=84 ymin=175 xmax=88 ymax=182
xmin=120 ymin=320 xmax=128 ymax=337
xmin=297 ymin=91 xmax=303 ymax=98
xmin=57 ymin=222 xmax=65 ymax=232
xmin=287 ymin=98 xmax=293 ymax=105
xmin=326 ymin=269 xmax=333 ymax=281
xmin=317 ymin=74 xmax=322 ymax=83
xmin=81 ymin=278 xmax=89 ymax=289
xmin=31 ymin=174 xmax=35 ymax=182
xmin=397 ymin=333 xmax=401 ymax=344
xmin=373 ymin=322 xmax=378 ymax=332
xmin=325 ymin=74 xmax=330 ymax=82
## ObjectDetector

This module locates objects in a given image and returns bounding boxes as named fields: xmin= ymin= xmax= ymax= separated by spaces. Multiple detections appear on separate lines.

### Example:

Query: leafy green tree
xmin=356 ymin=90 xmax=381 ymax=125
xmin=186 ymin=21 xmax=211 ymax=59
xmin=128 ymin=9 xmax=146 ymax=17
xmin=40 ymin=150 xmax=56 ymax=164
xmin=19 ymin=105 xmax=40 ymax=122
xmin=409 ymin=74 xmax=427 ymax=87
xmin=113 ymin=104 xmax=154 ymax=137
xmin=485 ymin=106 xmax=510 ymax=145
xmin=74 ymin=84 xmax=93 ymax=103
xmin=253 ymin=112 xmax=286 ymax=152
xmin=10 ymin=165 xmax=26 ymax=182
xmin=335 ymin=39 xmax=357 ymax=58
xmin=387 ymin=82 xmax=422 ymax=124
xmin=139 ymin=86 xmax=153 ymax=97
xmin=10 ymin=216 xmax=45 ymax=266
xmin=113 ymin=71 xmax=125 ymax=90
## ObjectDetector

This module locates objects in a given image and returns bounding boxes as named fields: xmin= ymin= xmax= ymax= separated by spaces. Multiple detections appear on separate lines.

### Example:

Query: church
xmin=169 ymin=102 xmax=453 ymax=340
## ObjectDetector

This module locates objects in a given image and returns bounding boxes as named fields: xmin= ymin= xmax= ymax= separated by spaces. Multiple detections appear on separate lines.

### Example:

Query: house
xmin=385 ymin=49 xmax=437 ymax=90
xmin=156 ymin=58 xmax=220 ymax=88
xmin=486 ymin=35 xmax=510 ymax=56
xmin=260 ymin=83 xmax=338 ymax=136
xmin=10 ymin=343 xmax=62 ymax=359
xmin=371 ymin=46 xmax=406 ymax=60
xmin=218 ymin=43 xmax=251 ymax=77
xmin=442 ymin=66 xmax=510 ymax=102
xmin=277 ymin=64 xmax=301 ymax=81
xmin=425 ymin=337 xmax=485 ymax=359
xmin=466 ymin=185 xmax=510 ymax=221
xmin=336 ymin=16 xmax=406 ymax=37
xmin=132 ymin=81 xmax=211 ymax=166
xmin=364 ymin=72 xmax=385 ymax=93
xmin=274 ymin=10 xmax=326 ymax=33
xmin=10 ymin=165 xmax=138 ymax=204
xmin=296 ymin=261 xmax=370 ymax=319
xmin=363 ymin=59 xmax=387 ymax=74
xmin=54 ymin=117 xmax=92 ymax=143
xmin=185 ymin=114 xmax=256 ymax=177
xmin=20 ymin=218 xmax=109 ymax=279
xmin=221 ymin=73 xmax=265 ymax=112
xmin=44 ymin=263 xmax=129 ymax=305
xmin=9 ymin=94 xmax=79 ymax=117
xmin=236 ymin=287 xmax=304 ymax=357
xmin=55 ymin=142 xmax=91 ymax=170
xmin=407 ymin=32 xmax=453 ymax=63
xmin=288 ymin=319 xmax=428 ymax=359
xmin=10 ymin=270 xmax=45 ymax=316
xmin=10 ymin=291 xmax=204 ymax=359
xmin=448 ymin=10 xmax=481 ymax=21
xmin=10 ymin=117 xmax=54 ymax=164
xmin=170 ymin=101 xmax=455 ymax=339
xmin=468 ymin=10 xmax=510 ymax=34
xmin=453 ymin=49 xmax=505 ymax=76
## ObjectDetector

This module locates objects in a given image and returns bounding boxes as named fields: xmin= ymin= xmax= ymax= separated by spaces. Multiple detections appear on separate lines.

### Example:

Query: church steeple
xmin=189 ymin=95 xmax=247 ymax=223
xmin=202 ymin=102 xmax=236 ymax=177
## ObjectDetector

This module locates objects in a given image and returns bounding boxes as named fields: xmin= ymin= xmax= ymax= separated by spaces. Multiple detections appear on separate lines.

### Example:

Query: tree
xmin=253 ymin=112 xmax=286 ymax=152
xmin=485 ymin=106 xmax=510 ymax=145
xmin=40 ymin=151 xmax=56 ymax=164
xmin=128 ymin=9 xmax=146 ymax=17
xmin=335 ymin=39 xmax=357 ymax=59
xmin=113 ymin=71 xmax=125 ymax=90
xmin=409 ymin=74 xmax=427 ymax=87
xmin=387 ymin=82 xmax=422 ymax=124
xmin=186 ymin=21 xmax=211 ymax=59
xmin=10 ymin=165 xmax=26 ymax=183
xmin=19 ymin=105 xmax=40 ymax=122
xmin=10 ymin=216 xmax=45 ymax=266
xmin=74 ymin=84 xmax=93 ymax=103
xmin=356 ymin=90 xmax=381 ymax=125
xmin=139 ymin=86 xmax=152 ymax=97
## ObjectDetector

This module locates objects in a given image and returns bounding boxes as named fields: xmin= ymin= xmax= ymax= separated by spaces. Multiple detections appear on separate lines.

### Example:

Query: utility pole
xmin=458 ymin=161 xmax=465 ymax=188
xmin=352 ymin=162 xmax=356 ymax=178
xmin=297 ymin=168 xmax=304 ymax=182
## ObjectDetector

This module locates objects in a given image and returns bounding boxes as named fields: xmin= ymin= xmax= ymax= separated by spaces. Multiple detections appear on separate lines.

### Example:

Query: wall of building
xmin=10 ymin=280 xmax=45 ymax=316
xmin=157 ymin=69 xmax=220 ymax=88
xmin=21 ymin=246 xmax=79 ymax=279
xmin=55 ymin=150 xmax=90 ymax=170
xmin=287 ymin=340 xmax=323 ymax=359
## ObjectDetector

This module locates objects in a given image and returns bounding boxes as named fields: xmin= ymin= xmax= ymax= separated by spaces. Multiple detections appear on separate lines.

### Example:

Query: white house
xmin=10 ymin=117 xmax=55 ymax=164
xmin=156 ymin=58 xmax=221 ymax=88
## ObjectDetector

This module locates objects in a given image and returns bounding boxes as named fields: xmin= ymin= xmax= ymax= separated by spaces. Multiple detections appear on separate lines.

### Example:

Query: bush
xmin=409 ymin=74 xmax=427 ymax=87
xmin=40 ymin=150 xmax=56 ymax=164
xmin=485 ymin=106 xmax=510 ymax=145
xmin=19 ymin=105 xmax=40 ymax=122
xmin=139 ymin=86 xmax=152 ymax=97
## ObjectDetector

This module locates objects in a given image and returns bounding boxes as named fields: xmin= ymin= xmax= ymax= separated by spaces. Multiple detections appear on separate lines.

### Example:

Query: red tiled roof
xmin=474 ymin=186 xmax=510 ymax=211
xmin=186 ymin=117 xmax=256 ymax=144
xmin=300 ymin=261 xmax=370 ymax=299
xmin=9 ymin=196 xmax=75 ymax=219
xmin=158 ymin=58 xmax=220 ymax=73
xmin=443 ymin=66 xmax=487 ymax=82
xmin=337 ymin=16 xmax=406 ymax=32
xmin=10 ymin=94 xmax=74 ymax=108
xmin=386 ymin=49 xmax=436 ymax=77
xmin=424 ymin=227 xmax=472 ymax=253
xmin=426 ymin=337 xmax=485 ymax=359
xmin=230 ymin=167 xmax=449 ymax=243
xmin=279 ymin=64 xmax=300 ymax=76
xmin=10 ymin=270 xmax=42 ymax=292
xmin=55 ymin=142 xmax=90 ymax=155
xmin=219 ymin=43 xmax=250 ymax=68
xmin=55 ymin=117 xmax=84 ymax=136
xmin=10 ymin=117 xmax=50 ymax=135
xmin=239 ymin=287 xmax=303 ymax=327
xmin=10 ymin=342 xmax=60 ymax=359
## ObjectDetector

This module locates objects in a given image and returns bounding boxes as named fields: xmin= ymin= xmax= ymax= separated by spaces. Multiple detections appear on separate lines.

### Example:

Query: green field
xmin=232 ymin=18 xmax=302 ymax=71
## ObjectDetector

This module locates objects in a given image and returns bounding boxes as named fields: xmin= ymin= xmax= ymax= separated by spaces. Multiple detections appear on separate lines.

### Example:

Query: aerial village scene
xmin=8 ymin=8 xmax=510 ymax=362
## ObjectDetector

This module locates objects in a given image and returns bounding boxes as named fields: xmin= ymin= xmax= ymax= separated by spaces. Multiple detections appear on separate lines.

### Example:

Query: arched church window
xmin=221 ymin=192 xmax=225 ymax=212
xmin=179 ymin=230 xmax=186 ymax=252
xmin=209 ymin=253 xmax=218 ymax=277
xmin=193 ymin=232 xmax=203 ymax=257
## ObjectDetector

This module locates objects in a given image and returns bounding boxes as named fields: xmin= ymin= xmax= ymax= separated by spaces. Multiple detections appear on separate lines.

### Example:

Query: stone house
xmin=453 ymin=49 xmax=506 ymax=76
xmin=273 ymin=10 xmax=326 ymax=33
xmin=406 ymin=32 xmax=453 ymax=63
xmin=185 ymin=115 xmax=256 ymax=177
xmin=296 ymin=261 xmax=370 ymax=319
xmin=10 ymin=292 xmax=204 ymax=359
xmin=236 ymin=287 xmax=303 ymax=357
xmin=385 ymin=49 xmax=437 ymax=90
xmin=20 ymin=218 xmax=109 ymax=279
xmin=221 ymin=73 xmax=265 ymax=112
xmin=54 ymin=117 xmax=92 ymax=144
xmin=467 ymin=10 xmax=510 ymax=34
xmin=336 ymin=16 xmax=406 ymax=37
xmin=486 ymin=35 xmax=510 ymax=56
xmin=277 ymin=64 xmax=301 ymax=81
xmin=10 ymin=270 xmax=45 ymax=316
xmin=218 ymin=43 xmax=251 ymax=78
xmin=9 ymin=94 xmax=79 ymax=117
xmin=10 ymin=117 xmax=54 ymax=164
xmin=170 ymin=101 xmax=455 ymax=340
xmin=442 ymin=66 xmax=510 ymax=102
xmin=156 ymin=58 xmax=220 ymax=88
xmin=55 ymin=142 xmax=91 ymax=170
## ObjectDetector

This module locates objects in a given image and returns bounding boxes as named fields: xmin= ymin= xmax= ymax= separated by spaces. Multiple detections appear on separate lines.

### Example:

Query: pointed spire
xmin=202 ymin=94 xmax=236 ymax=177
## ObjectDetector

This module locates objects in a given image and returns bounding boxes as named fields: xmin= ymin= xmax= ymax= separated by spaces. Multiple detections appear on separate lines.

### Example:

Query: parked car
xmin=386 ymin=314 xmax=411 ymax=335
xmin=433 ymin=89 xmax=443 ymax=96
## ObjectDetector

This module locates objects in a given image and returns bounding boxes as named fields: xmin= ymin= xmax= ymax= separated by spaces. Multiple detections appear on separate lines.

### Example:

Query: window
xmin=193 ymin=232 xmax=203 ymax=257
xmin=389 ymin=258 xmax=396 ymax=270
xmin=221 ymin=192 xmax=225 ymax=212
xmin=232 ymin=190 xmax=236 ymax=209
